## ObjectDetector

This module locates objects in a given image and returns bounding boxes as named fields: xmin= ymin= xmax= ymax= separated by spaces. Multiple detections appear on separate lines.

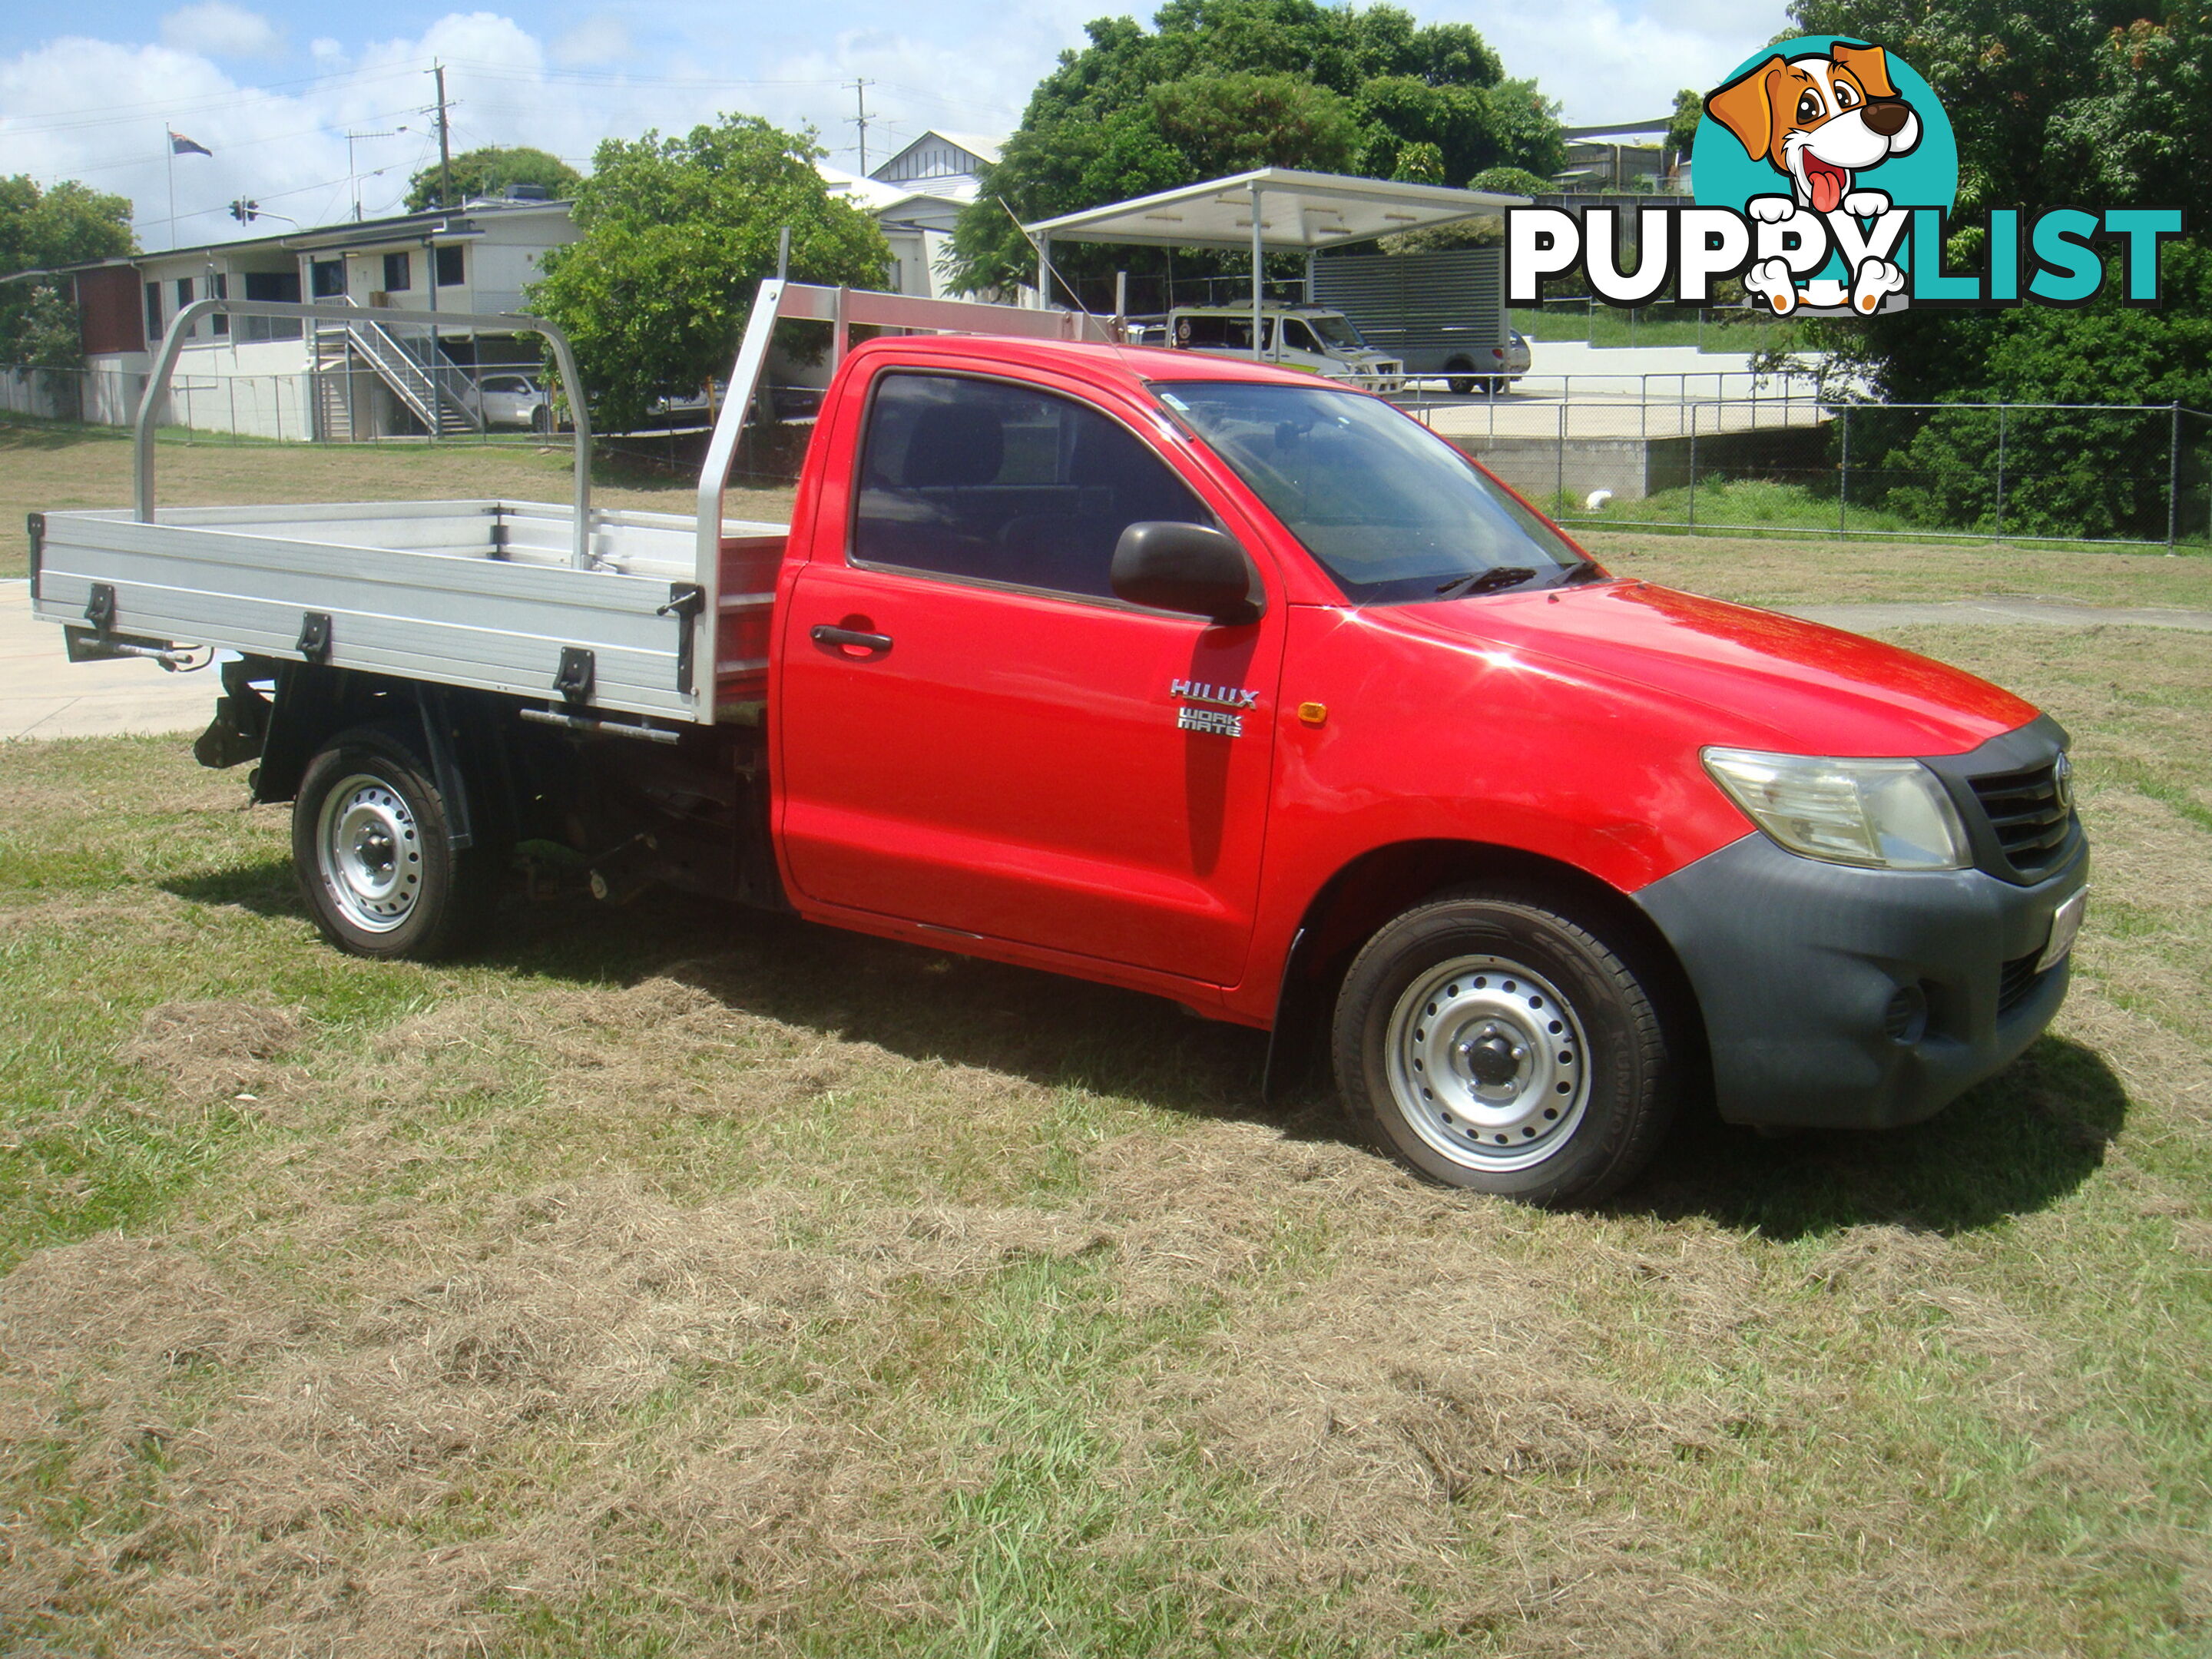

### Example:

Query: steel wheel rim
xmin=316 ymin=773 xmax=423 ymax=933
xmin=1385 ymin=953 xmax=1591 ymax=1172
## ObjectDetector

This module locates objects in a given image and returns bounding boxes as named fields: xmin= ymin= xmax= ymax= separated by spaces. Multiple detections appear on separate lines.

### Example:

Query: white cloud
xmin=161 ymin=2 xmax=283 ymax=59
xmin=1469 ymin=0 xmax=1790 ymax=123
xmin=552 ymin=16 xmax=632 ymax=68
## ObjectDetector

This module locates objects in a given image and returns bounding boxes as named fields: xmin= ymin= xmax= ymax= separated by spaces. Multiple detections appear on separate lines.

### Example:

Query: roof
xmin=1026 ymin=168 xmax=1527 ymax=253
xmin=871 ymin=129 xmax=1002 ymax=179
xmin=49 ymin=197 xmax=575 ymax=274
xmin=840 ymin=331 xmax=1350 ymax=390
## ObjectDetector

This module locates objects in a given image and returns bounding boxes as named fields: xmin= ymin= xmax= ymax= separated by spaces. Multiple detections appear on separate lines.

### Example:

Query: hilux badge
xmin=1171 ymin=678 xmax=1258 ymax=710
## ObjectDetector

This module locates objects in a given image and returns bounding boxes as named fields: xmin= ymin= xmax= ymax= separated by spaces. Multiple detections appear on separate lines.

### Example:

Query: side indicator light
xmin=1297 ymin=702 xmax=1329 ymax=727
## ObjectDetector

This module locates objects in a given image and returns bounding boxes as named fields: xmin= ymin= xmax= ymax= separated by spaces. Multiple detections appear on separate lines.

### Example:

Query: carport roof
xmin=1024 ymin=167 xmax=1527 ymax=252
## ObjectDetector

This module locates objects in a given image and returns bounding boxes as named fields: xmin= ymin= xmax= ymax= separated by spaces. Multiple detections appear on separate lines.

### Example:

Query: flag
xmin=169 ymin=131 xmax=212 ymax=157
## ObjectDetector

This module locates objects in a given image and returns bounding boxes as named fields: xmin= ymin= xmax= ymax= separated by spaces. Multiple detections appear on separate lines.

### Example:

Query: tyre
xmin=1445 ymin=363 xmax=1475 ymax=396
xmin=293 ymin=723 xmax=497 ymax=960
xmin=1480 ymin=376 xmax=1505 ymax=396
xmin=1332 ymin=886 xmax=1676 ymax=1206
xmin=530 ymin=405 xmax=551 ymax=435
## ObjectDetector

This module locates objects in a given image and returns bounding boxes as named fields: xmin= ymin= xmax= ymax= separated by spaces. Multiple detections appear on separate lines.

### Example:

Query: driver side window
xmin=853 ymin=372 xmax=1211 ymax=600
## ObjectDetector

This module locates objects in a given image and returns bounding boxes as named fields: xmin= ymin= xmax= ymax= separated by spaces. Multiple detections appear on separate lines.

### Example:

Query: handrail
xmin=135 ymin=297 xmax=594 ymax=567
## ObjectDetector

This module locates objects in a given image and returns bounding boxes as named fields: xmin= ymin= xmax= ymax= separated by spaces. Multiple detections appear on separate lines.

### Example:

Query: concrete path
xmin=1781 ymin=598 xmax=2212 ymax=634
xmin=0 ymin=581 xmax=217 ymax=740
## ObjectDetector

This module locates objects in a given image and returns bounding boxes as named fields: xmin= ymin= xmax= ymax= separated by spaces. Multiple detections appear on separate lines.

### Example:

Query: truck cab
xmin=1167 ymin=304 xmax=1404 ymax=391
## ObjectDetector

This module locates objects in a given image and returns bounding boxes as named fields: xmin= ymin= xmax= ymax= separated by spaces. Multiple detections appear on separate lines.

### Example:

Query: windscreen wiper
xmin=1558 ymin=559 xmax=1609 ymax=584
xmin=1434 ymin=565 xmax=1539 ymax=599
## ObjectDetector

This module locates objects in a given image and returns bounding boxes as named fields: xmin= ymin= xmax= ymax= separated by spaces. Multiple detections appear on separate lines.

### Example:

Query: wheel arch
xmin=1260 ymin=838 xmax=1706 ymax=1101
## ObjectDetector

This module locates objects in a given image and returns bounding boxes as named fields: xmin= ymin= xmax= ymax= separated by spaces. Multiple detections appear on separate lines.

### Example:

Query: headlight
xmin=1702 ymin=748 xmax=1969 ymax=870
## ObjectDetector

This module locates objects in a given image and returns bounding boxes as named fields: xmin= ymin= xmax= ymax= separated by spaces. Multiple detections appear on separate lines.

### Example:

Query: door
xmin=777 ymin=369 xmax=1285 ymax=986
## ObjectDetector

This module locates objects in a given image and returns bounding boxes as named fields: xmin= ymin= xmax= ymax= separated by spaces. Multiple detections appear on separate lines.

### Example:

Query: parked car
xmin=1447 ymin=329 xmax=1532 ymax=396
xmin=1168 ymin=304 xmax=1404 ymax=391
xmin=470 ymin=372 xmax=551 ymax=431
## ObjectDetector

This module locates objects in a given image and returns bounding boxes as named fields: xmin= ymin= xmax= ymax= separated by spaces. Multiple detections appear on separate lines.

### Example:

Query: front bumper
xmin=1636 ymin=829 xmax=2088 ymax=1130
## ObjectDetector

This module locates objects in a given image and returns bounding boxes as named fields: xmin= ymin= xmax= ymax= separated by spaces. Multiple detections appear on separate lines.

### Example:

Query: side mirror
xmin=1110 ymin=522 xmax=1263 ymax=625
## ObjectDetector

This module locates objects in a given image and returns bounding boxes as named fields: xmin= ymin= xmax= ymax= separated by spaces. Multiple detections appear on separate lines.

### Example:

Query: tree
xmin=949 ymin=0 xmax=1564 ymax=293
xmin=406 ymin=145 xmax=583 ymax=212
xmin=527 ymin=116 xmax=889 ymax=432
xmin=1777 ymin=0 xmax=2212 ymax=535
xmin=0 ymin=176 xmax=134 ymax=368
xmin=1665 ymin=88 xmax=1701 ymax=159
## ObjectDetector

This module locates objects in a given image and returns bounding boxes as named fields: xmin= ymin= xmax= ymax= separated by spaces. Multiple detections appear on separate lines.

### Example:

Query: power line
xmin=0 ymin=65 xmax=422 ymax=136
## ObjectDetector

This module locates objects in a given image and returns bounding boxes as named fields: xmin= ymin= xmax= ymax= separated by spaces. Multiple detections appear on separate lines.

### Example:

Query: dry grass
xmin=1 ymin=546 xmax=2208 ymax=1653
xmin=1583 ymin=528 xmax=2212 ymax=611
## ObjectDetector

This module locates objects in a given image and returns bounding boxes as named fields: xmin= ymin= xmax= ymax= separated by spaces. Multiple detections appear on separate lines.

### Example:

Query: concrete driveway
xmin=0 ymin=580 xmax=216 ymax=740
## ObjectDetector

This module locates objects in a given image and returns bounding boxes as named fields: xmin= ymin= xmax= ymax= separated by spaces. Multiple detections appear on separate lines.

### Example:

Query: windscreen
xmin=1153 ymin=382 xmax=1590 ymax=604
xmin=1307 ymin=313 xmax=1366 ymax=350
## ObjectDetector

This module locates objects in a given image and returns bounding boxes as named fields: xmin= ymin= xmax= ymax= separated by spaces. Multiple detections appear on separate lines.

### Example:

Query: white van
xmin=1167 ymin=305 xmax=1404 ymax=391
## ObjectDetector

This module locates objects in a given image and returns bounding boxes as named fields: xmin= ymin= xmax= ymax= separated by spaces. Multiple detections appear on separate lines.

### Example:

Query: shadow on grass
xmin=164 ymin=862 xmax=2127 ymax=1230
xmin=1628 ymin=1035 xmax=2127 ymax=1239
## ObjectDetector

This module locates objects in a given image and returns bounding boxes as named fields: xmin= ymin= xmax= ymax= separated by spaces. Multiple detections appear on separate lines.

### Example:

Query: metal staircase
xmin=311 ymin=299 xmax=482 ymax=439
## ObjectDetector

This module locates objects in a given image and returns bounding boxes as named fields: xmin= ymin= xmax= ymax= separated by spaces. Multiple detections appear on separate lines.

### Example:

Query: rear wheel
xmin=293 ymin=723 xmax=497 ymax=959
xmin=1445 ymin=360 xmax=1475 ymax=396
xmin=1333 ymin=886 xmax=1675 ymax=1206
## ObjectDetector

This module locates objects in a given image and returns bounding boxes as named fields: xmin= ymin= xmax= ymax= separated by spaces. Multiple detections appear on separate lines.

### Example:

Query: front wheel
xmin=1333 ymin=887 xmax=1676 ymax=1206
xmin=293 ymin=724 xmax=497 ymax=960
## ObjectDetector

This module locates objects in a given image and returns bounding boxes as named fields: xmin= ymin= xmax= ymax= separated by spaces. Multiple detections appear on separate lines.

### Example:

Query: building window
xmin=243 ymin=270 xmax=303 ymax=340
xmin=174 ymin=277 xmax=194 ymax=339
xmin=310 ymin=259 xmax=345 ymax=298
xmin=382 ymin=250 xmax=411 ymax=293
xmin=434 ymin=243 xmax=464 ymax=286
xmin=145 ymin=282 xmax=163 ymax=341
xmin=210 ymin=272 xmax=229 ymax=336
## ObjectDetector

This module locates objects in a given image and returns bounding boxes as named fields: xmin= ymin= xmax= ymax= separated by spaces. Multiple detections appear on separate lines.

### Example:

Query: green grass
xmin=1 ymin=566 xmax=2210 ymax=1654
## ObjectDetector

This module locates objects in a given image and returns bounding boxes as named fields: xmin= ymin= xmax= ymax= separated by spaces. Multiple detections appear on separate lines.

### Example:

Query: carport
xmin=1024 ymin=167 xmax=1527 ymax=358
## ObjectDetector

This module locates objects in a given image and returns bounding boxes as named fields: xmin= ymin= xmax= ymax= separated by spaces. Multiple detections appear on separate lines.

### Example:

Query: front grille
xmin=1997 ymin=952 xmax=2048 ymax=1017
xmin=1969 ymin=761 xmax=2073 ymax=880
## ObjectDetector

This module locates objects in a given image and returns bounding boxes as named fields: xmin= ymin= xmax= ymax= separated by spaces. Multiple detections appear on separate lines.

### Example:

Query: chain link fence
xmin=9 ymin=359 xmax=2210 ymax=548
xmin=1394 ymin=383 xmax=2212 ymax=549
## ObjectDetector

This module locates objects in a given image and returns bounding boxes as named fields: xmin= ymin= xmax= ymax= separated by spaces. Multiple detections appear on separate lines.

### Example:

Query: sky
xmin=0 ymin=0 xmax=1788 ymax=253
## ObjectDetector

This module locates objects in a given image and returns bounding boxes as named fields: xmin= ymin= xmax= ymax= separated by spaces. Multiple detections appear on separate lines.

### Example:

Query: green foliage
xmin=527 ymin=116 xmax=889 ymax=432
xmin=1469 ymin=165 xmax=1551 ymax=197
xmin=1149 ymin=71 xmax=1363 ymax=176
xmin=949 ymin=0 xmax=1563 ymax=293
xmin=405 ymin=145 xmax=584 ymax=212
xmin=1783 ymin=0 xmax=2212 ymax=538
xmin=1666 ymin=88 xmax=1702 ymax=157
xmin=0 ymin=176 xmax=134 ymax=368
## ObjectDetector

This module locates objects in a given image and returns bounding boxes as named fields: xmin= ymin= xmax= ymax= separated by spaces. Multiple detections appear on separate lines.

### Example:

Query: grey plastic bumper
xmin=1636 ymin=830 xmax=2088 ymax=1130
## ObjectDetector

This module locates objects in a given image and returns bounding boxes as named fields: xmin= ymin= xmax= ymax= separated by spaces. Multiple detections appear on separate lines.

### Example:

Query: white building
xmin=58 ymin=195 xmax=580 ymax=439
xmin=42 ymin=137 xmax=1005 ymax=439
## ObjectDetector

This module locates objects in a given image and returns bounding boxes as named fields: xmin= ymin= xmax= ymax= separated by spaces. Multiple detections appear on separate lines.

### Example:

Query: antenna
xmin=995 ymin=197 xmax=1131 ymax=365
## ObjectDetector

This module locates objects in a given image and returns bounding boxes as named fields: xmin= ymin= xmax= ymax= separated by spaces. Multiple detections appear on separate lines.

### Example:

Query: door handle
xmin=811 ymin=624 xmax=893 ymax=655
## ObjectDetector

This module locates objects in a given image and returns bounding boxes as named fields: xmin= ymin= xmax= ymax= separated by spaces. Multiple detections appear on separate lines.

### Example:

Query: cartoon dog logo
xmin=1704 ymin=41 xmax=1922 ymax=314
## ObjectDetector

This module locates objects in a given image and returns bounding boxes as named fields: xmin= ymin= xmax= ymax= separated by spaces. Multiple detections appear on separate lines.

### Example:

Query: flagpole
xmin=165 ymin=124 xmax=176 ymax=250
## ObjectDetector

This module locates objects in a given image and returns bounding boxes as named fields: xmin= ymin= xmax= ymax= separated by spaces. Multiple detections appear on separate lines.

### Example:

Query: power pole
xmin=432 ymin=62 xmax=454 ymax=207
xmin=849 ymin=78 xmax=873 ymax=174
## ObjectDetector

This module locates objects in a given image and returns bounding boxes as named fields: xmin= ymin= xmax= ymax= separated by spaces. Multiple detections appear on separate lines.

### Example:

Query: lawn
xmin=1 ymin=445 xmax=2209 ymax=1651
